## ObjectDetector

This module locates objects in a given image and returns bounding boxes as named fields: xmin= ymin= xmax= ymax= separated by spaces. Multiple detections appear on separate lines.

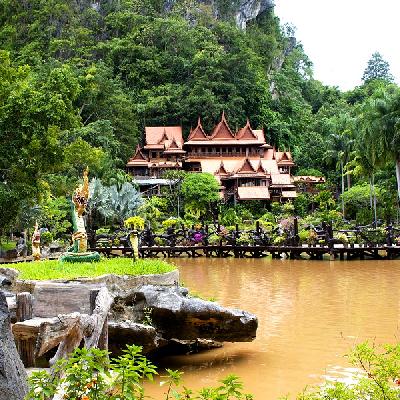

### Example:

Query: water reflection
xmin=146 ymin=258 xmax=400 ymax=399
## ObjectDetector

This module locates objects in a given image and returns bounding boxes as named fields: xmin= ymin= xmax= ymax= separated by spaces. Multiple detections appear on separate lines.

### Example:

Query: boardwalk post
xmin=293 ymin=217 xmax=299 ymax=246
xmin=15 ymin=292 xmax=35 ymax=367
xmin=386 ymin=225 xmax=393 ymax=246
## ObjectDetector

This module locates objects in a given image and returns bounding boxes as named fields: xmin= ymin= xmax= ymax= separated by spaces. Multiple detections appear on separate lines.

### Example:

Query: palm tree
xmin=324 ymin=114 xmax=355 ymax=217
xmin=359 ymin=86 xmax=400 ymax=201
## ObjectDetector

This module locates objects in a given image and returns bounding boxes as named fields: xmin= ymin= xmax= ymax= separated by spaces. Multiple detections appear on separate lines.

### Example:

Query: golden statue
xmin=71 ymin=167 xmax=90 ymax=253
xmin=32 ymin=222 xmax=41 ymax=261
xmin=59 ymin=167 xmax=100 ymax=263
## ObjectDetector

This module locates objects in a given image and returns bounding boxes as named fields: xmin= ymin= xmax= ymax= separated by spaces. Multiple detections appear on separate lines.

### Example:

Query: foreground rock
xmin=112 ymin=285 xmax=258 ymax=342
xmin=0 ymin=291 xmax=28 ymax=400
xmin=10 ymin=270 xmax=257 ymax=366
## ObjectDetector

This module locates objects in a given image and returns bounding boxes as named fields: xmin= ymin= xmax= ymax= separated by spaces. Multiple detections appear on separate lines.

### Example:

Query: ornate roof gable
xmin=210 ymin=112 xmax=235 ymax=140
xmin=188 ymin=117 xmax=208 ymax=141
xmin=256 ymin=161 xmax=265 ymax=174
xmin=236 ymin=119 xmax=258 ymax=140
xmin=167 ymin=137 xmax=180 ymax=149
xmin=158 ymin=128 xmax=169 ymax=145
xmin=216 ymin=161 xmax=229 ymax=176
xmin=129 ymin=145 xmax=147 ymax=161
xmin=237 ymin=158 xmax=256 ymax=174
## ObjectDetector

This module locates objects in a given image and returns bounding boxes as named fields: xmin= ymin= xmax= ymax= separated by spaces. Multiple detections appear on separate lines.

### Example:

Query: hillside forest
xmin=1 ymin=0 xmax=400 ymax=238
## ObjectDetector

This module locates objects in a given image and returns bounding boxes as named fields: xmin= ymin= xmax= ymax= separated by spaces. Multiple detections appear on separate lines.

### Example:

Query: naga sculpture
xmin=59 ymin=168 xmax=100 ymax=263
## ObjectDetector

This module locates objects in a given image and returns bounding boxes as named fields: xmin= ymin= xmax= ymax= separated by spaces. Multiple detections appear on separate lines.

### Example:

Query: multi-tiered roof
xmin=126 ymin=113 xmax=297 ymax=201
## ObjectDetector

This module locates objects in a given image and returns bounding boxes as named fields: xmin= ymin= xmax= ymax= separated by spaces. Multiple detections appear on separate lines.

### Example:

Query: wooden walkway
xmin=135 ymin=244 xmax=400 ymax=260
xmin=2 ymin=245 xmax=400 ymax=265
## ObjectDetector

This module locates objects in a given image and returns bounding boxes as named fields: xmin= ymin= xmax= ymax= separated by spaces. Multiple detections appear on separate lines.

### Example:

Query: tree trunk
xmin=347 ymin=173 xmax=351 ymax=190
xmin=372 ymin=173 xmax=377 ymax=228
xmin=369 ymin=176 xmax=373 ymax=212
xmin=396 ymin=159 xmax=400 ymax=201
xmin=341 ymin=160 xmax=345 ymax=218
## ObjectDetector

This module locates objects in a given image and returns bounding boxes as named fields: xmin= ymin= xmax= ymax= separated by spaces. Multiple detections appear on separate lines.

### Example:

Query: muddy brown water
xmin=145 ymin=257 xmax=400 ymax=399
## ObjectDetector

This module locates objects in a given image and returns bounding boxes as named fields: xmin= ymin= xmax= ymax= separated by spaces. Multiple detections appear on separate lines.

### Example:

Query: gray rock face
xmin=235 ymin=0 xmax=275 ymax=29
xmin=164 ymin=0 xmax=274 ymax=29
xmin=108 ymin=321 xmax=167 ymax=355
xmin=116 ymin=285 xmax=258 ymax=342
xmin=0 ymin=291 xmax=28 ymax=400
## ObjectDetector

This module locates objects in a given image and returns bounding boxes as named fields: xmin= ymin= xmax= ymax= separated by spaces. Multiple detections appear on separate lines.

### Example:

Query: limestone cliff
xmin=164 ymin=0 xmax=275 ymax=29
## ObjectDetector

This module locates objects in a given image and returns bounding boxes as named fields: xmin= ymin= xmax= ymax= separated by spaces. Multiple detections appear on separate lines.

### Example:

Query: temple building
xmin=126 ymin=113 xmax=297 ymax=202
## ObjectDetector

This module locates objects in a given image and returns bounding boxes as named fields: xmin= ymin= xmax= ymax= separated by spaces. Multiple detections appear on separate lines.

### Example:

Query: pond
xmin=147 ymin=257 xmax=400 ymax=399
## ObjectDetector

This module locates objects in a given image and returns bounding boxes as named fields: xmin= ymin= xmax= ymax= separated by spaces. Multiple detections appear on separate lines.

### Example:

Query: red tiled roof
xmin=145 ymin=126 xmax=183 ymax=146
xmin=209 ymin=112 xmax=235 ymax=140
xmin=188 ymin=117 xmax=208 ymax=141
xmin=237 ymin=158 xmax=256 ymax=174
xmin=126 ymin=145 xmax=148 ymax=166
xmin=216 ymin=161 xmax=229 ymax=176
xmin=164 ymin=137 xmax=186 ymax=154
xmin=276 ymin=151 xmax=294 ymax=165
xmin=270 ymin=173 xmax=293 ymax=186
xmin=236 ymin=119 xmax=258 ymax=140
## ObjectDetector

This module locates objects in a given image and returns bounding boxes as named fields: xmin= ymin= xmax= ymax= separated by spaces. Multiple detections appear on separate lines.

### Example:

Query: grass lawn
xmin=0 ymin=240 xmax=17 ymax=252
xmin=11 ymin=258 xmax=176 ymax=280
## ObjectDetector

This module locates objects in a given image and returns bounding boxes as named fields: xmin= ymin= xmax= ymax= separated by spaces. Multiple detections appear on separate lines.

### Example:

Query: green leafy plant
xmin=335 ymin=232 xmax=349 ymax=244
xmin=124 ymin=216 xmax=145 ymax=230
xmin=162 ymin=218 xmax=182 ymax=229
xmin=40 ymin=231 xmax=53 ymax=246
xmin=292 ymin=341 xmax=400 ymax=400
xmin=236 ymin=232 xmax=251 ymax=245
xmin=27 ymin=346 xmax=253 ymax=400
xmin=298 ymin=229 xmax=309 ymax=244
xmin=273 ymin=236 xmax=285 ymax=245
xmin=96 ymin=227 xmax=110 ymax=235
xmin=208 ymin=233 xmax=221 ymax=245
xmin=142 ymin=306 xmax=153 ymax=326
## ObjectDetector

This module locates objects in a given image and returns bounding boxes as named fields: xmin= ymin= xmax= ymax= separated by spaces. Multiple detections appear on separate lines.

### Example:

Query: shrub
xmin=40 ymin=231 xmax=53 ymax=246
xmin=96 ymin=227 xmax=110 ymax=235
xmin=298 ymin=229 xmax=309 ymax=244
xmin=208 ymin=233 xmax=221 ymax=245
xmin=334 ymin=232 xmax=348 ymax=244
xmin=293 ymin=341 xmax=400 ymax=400
xmin=124 ymin=216 xmax=145 ymax=230
xmin=162 ymin=218 xmax=183 ymax=229
xmin=273 ymin=236 xmax=285 ymax=245
xmin=27 ymin=346 xmax=253 ymax=400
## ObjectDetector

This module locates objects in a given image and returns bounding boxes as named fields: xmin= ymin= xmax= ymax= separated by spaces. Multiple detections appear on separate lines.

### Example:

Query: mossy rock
xmin=59 ymin=251 xmax=100 ymax=263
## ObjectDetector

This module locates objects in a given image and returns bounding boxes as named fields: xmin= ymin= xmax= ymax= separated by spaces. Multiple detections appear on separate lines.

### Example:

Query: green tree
xmin=362 ymin=51 xmax=394 ymax=83
xmin=181 ymin=173 xmax=220 ymax=220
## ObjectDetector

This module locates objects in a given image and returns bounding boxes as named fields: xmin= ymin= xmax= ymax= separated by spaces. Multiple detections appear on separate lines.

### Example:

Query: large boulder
xmin=0 ymin=291 xmax=28 ymax=399
xmin=113 ymin=285 xmax=257 ymax=342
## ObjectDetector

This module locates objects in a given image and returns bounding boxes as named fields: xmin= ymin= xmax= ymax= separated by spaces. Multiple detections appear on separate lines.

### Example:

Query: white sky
xmin=274 ymin=0 xmax=400 ymax=91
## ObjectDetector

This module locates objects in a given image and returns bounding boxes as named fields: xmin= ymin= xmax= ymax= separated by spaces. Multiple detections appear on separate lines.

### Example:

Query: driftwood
xmin=12 ymin=286 xmax=113 ymax=367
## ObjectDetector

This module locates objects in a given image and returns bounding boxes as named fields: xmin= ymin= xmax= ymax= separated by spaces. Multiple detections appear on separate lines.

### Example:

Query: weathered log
xmin=0 ymin=291 xmax=28 ymax=400
xmin=40 ymin=287 xmax=112 ymax=364
xmin=15 ymin=292 xmax=35 ymax=366
xmin=16 ymin=292 xmax=33 ymax=322
xmin=85 ymin=287 xmax=112 ymax=349
xmin=35 ymin=313 xmax=82 ymax=358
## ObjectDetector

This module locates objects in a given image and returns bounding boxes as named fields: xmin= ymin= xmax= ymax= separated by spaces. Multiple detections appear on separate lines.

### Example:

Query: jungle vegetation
xmin=0 ymin=0 xmax=399 ymax=236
